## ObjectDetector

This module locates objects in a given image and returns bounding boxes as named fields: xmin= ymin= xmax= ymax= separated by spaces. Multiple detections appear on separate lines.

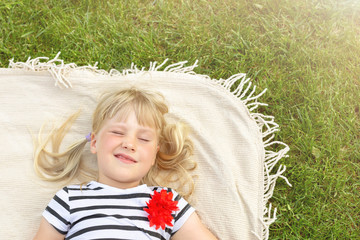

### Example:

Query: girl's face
xmin=90 ymin=110 xmax=159 ymax=189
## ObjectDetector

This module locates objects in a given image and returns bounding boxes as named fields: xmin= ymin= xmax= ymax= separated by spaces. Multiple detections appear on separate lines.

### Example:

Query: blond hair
xmin=34 ymin=88 xmax=196 ymax=199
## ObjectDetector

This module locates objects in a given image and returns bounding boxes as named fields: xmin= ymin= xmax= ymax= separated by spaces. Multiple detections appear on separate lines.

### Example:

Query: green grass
xmin=1 ymin=0 xmax=359 ymax=238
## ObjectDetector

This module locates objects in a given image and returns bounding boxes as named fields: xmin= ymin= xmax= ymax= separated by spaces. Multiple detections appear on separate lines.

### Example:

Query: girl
xmin=33 ymin=88 xmax=217 ymax=240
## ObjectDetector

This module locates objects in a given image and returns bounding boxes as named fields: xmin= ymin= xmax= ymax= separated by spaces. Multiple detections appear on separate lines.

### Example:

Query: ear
xmin=90 ymin=133 xmax=97 ymax=154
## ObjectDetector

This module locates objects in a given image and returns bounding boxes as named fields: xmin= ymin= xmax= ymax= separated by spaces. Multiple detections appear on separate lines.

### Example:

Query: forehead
xmin=108 ymin=108 xmax=157 ymax=131
xmin=109 ymin=102 xmax=159 ymax=128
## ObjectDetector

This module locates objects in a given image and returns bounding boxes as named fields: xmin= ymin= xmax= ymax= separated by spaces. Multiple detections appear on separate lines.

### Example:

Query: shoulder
xmin=147 ymin=186 xmax=191 ymax=206
xmin=147 ymin=186 xmax=187 ymax=204
xmin=148 ymin=186 xmax=178 ymax=196
xmin=61 ymin=181 xmax=104 ymax=193
xmin=65 ymin=181 xmax=101 ymax=190
xmin=50 ymin=182 xmax=103 ymax=203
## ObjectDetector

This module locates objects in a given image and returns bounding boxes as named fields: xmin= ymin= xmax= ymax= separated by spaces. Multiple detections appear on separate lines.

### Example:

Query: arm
xmin=33 ymin=217 xmax=65 ymax=240
xmin=171 ymin=212 xmax=218 ymax=240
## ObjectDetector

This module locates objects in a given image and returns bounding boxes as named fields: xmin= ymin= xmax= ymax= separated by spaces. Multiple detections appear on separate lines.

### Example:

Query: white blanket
xmin=0 ymin=55 xmax=290 ymax=240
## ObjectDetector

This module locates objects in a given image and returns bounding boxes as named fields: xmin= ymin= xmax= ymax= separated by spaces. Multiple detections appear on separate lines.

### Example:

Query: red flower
xmin=144 ymin=189 xmax=179 ymax=230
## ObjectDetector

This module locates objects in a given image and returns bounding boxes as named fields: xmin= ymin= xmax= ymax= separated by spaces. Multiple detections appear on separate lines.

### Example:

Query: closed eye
xmin=112 ymin=131 xmax=124 ymax=135
xmin=139 ymin=138 xmax=150 ymax=142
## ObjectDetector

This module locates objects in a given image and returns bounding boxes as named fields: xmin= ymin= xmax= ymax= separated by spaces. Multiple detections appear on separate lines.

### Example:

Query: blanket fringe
xmin=8 ymin=52 xmax=199 ymax=88
xmin=216 ymin=72 xmax=291 ymax=240
xmin=8 ymin=53 xmax=290 ymax=240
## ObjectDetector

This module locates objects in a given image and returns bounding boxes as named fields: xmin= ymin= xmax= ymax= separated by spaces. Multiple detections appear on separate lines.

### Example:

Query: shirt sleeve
xmin=42 ymin=187 xmax=71 ymax=235
xmin=171 ymin=189 xmax=196 ymax=234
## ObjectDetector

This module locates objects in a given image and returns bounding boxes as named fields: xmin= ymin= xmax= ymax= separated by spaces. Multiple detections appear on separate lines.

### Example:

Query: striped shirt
xmin=43 ymin=181 xmax=195 ymax=240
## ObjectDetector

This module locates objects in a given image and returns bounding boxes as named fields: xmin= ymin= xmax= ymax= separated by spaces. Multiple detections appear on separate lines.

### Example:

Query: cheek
xmin=143 ymin=145 xmax=158 ymax=163
xmin=100 ymin=135 xmax=118 ymax=147
xmin=152 ymin=146 xmax=159 ymax=164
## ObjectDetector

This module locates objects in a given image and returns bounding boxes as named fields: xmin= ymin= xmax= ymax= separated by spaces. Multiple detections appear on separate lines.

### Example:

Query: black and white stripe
xmin=43 ymin=181 xmax=194 ymax=240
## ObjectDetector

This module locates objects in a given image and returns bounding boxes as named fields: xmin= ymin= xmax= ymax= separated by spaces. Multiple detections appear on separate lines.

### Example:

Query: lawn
xmin=1 ymin=0 xmax=359 ymax=239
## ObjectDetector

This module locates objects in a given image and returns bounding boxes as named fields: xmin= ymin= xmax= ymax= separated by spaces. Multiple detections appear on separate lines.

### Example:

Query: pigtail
xmin=33 ymin=112 xmax=95 ymax=183
xmin=143 ymin=122 xmax=197 ymax=201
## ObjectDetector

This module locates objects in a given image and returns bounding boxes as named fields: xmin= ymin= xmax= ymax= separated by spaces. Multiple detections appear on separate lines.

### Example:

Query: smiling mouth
xmin=114 ymin=153 xmax=137 ymax=164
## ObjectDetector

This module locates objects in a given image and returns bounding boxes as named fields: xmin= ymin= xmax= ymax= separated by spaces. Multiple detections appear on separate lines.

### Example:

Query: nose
xmin=121 ymin=139 xmax=136 ymax=152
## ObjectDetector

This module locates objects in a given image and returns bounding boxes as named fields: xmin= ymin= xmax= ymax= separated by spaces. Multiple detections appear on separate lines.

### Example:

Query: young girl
xmin=33 ymin=87 xmax=217 ymax=240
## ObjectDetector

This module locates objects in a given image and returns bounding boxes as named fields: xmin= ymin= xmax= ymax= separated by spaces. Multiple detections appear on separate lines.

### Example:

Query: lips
xmin=114 ymin=153 xmax=137 ymax=164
